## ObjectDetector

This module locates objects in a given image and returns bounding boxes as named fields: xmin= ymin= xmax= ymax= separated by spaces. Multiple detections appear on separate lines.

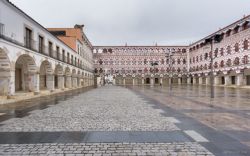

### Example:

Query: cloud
xmin=10 ymin=0 xmax=250 ymax=46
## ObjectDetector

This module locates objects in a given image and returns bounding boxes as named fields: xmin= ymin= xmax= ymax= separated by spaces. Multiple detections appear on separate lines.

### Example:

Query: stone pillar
xmin=58 ymin=76 xmax=64 ymax=89
xmin=46 ymin=74 xmax=54 ymax=91
xmin=237 ymin=74 xmax=243 ymax=86
xmin=66 ymin=76 xmax=72 ymax=88
xmin=123 ymin=78 xmax=126 ymax=85
xmin=178 ymin=78 xmax=181 ymax=85
xmin=34 ymin=73 xmax=40 ymax=94
xmin=199 ymin=77 xmax=203 ymax=85
xmin=150 ymin=78 xmax=154 ymax=87
xmin=225 ymin=76 xmax=230 ymax=85
xmin=160 ymin=78 xmax=163 ymax=85
xmin=72 ymin=77 xmax=77 ymax=88
xmin=193 ymin=78 xmax=196 ymax=84
xmin=8 ymin=70 xmax=15 ymax=96
xmin=169 ymin=78 xmax=172 ymax=85
xmin=132 ymin=78 xmax=135 ymax=86
xmin=187 ymin=77 xmax=191 ymax=84
xmin=206 ymin=77 xmax=210 ymax=85
xmin=142 ymin=79 xmax=144 ymax=85
xmin=214 ymin=76 xmax=219 ymax=85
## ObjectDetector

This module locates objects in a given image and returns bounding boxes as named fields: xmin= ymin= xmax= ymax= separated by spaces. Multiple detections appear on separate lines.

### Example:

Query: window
xmin=234 ymin=43 xmax=239 ymax=52
xmin=214 ymin=48 xmax=218 ymax=57
xmin=67 ymin=53 xmax=70 ymax=63
xmin=244 ymin=40 xmax=249 ymax=50
xmin=25 ymin=27 xmax=32 ymax=48
xmin=220 ymin=48 xmax=224 ymax=56
xmin=227 ymin=46 xmax=231 ymax=54
xmin=243 ymin=55 xmax=248 ymax=64
xmin=62 ymin=50 xmax=65 ymax=62
xmin=71 ymin=55 xmax=73 ymax=65
xmin=38 ymin=35 xmax=44 ymax=53
xmin=0 ymin=23 xmax=4 ymax=36
xmin=56 ymin=46 xmax=60 ymax=59
xmin=48 ymin=41 xmax=53 ymax=57
xmin=242 ymin=21 xmax=250 ymax=30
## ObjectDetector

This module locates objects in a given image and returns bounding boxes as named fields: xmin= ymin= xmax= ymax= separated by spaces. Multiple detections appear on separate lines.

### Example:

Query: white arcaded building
xmin=0 ymin=0 xmax=94 ymax=96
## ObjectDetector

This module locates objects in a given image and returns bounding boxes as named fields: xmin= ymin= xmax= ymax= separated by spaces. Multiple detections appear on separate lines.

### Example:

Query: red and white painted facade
xmin=94 ymin=15 xmax=250 ymax=87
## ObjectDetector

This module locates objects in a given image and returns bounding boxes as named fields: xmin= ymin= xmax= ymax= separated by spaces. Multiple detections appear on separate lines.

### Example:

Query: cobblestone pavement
xmin=0 ymin=142 xmax=213 ymax=156
xmin=0 ymin=86 xmax=229 ymax=156
xmin=0 ymin=86 xmax=178 ymax=132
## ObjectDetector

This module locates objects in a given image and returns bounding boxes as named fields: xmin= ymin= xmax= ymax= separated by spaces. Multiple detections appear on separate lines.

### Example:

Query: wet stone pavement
xmin=0 ymin=85 xmax=249 ymax=155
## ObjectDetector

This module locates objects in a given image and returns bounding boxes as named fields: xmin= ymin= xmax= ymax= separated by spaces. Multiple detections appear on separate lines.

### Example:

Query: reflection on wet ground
xmin=130 ymin=85 xmax=250 ymax=148
xmin=0 ymin=87 xmax=94 ymax=123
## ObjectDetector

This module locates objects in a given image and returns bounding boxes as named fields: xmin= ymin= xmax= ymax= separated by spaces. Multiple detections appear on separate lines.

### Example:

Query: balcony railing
xmin=0 ymin=34 xmax=94 ymax=73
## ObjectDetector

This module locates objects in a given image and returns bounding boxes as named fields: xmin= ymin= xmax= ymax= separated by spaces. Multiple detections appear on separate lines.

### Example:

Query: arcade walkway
xmin=0 ymin=85 xmax=249 ymax=155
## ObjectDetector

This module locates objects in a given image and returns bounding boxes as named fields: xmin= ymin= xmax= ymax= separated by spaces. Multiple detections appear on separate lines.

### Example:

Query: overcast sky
xmin=10 ymin=0 xmax=250 ymax=46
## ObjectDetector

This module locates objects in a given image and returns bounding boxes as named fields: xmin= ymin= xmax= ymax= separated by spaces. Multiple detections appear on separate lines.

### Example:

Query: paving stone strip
xmin=0 ymin=86 xmax=178 ymax=132
xmin=0 ymin=142 xmax=214 ymax=156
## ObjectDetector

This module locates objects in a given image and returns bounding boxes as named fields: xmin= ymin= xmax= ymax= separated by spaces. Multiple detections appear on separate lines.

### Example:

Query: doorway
xmin=15 ymin=68 xmax=22 ymax=91
xmin=146 ymin=78 xmax=150 ymax=84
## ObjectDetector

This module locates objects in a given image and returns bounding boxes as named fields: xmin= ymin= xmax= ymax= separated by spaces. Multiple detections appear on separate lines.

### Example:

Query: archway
xmin=39 ymin=60 xmax=53 ymax=90
xmin=0 ymin=48 xmax=12 ymax=96
xmin=15 ymin=54 xmax=38 ymax=92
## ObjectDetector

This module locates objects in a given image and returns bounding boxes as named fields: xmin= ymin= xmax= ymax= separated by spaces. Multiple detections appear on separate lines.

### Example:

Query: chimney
xmin=74 ymin=24 xmax=84 ymax=30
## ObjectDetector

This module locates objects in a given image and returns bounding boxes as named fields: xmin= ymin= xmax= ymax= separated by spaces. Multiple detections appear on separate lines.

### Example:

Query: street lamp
xmin=165 ymin=49 xmax=174 ymax=91
xmin=205 ymin=34 xmax=223 ymax=98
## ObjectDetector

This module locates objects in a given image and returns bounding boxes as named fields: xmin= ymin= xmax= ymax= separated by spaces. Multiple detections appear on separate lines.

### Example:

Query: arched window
xmin=220 ymin=48 xmax=224 ymax=56
xmin=183 ymin=59 xmax=186 ymax=64
xmin=242 ymin=21 xmax=250 ymax=30
xmin=227 ymin=46 xmax=231 ymax=54
xmin=103 ymin=49 xmax=107 ymax=53
xmin=214 ymin=62 xmax=218 ymax=68
xmin=177 ymin=59 xmax=181 ymax=64
xmin=234 ymin=57 xmax=240 ymax=65
xmin=234 ymin=43 xmax=239 ymax=52
xmin=220 ymin=60 xmax=224 ymax=67
xmin=243 ymin=40 xmax=249 ymax=50
xmin=226 ymin=59 xmax=232 ymax=67
xmin=204 ymin=64 xmax=208 ymax=70
xmin=214 ymin=48 xmax=218 ymax=57
xmin=205 ymin=53 xmax=208 ymax=60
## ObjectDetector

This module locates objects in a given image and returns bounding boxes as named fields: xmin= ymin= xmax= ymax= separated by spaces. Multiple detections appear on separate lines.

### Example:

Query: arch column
xmin=225 ymin=75 xmax=230 ymax=85
xmin=214 ymin=76 xmax=219 ymax=85
xmin=58 ymin=75 xmax=65 ymax=89
xmin=187 ymin=77 xmax=191 ymax=84
xmin=65 ymin=76 xmax=72 ymax=88
xmin=236 ymin=74 xmax=243 ymax=86
xmin=72 ymin=76 xmax=78 ymax=88
xmin=46 ymin=74 xmax=55 ymax=91
xmin=178 ymin=78 xmax=182 ymax=85
xmin=8 ymin=70 xmax=15 ymax=96
xmin=206 ymin=77 xmax=210 ymax=85
xmin=123 ymin=78 xmax=126 ymax=85
xmin=199 ymin=77 xmax=203 ymax=85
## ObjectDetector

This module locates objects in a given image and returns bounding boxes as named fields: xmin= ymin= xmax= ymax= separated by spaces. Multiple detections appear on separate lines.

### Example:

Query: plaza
xmin=1 ymin=0 xmax=250 ymax=155
xmin=0 ymin=85 xmax=250 ymax=155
